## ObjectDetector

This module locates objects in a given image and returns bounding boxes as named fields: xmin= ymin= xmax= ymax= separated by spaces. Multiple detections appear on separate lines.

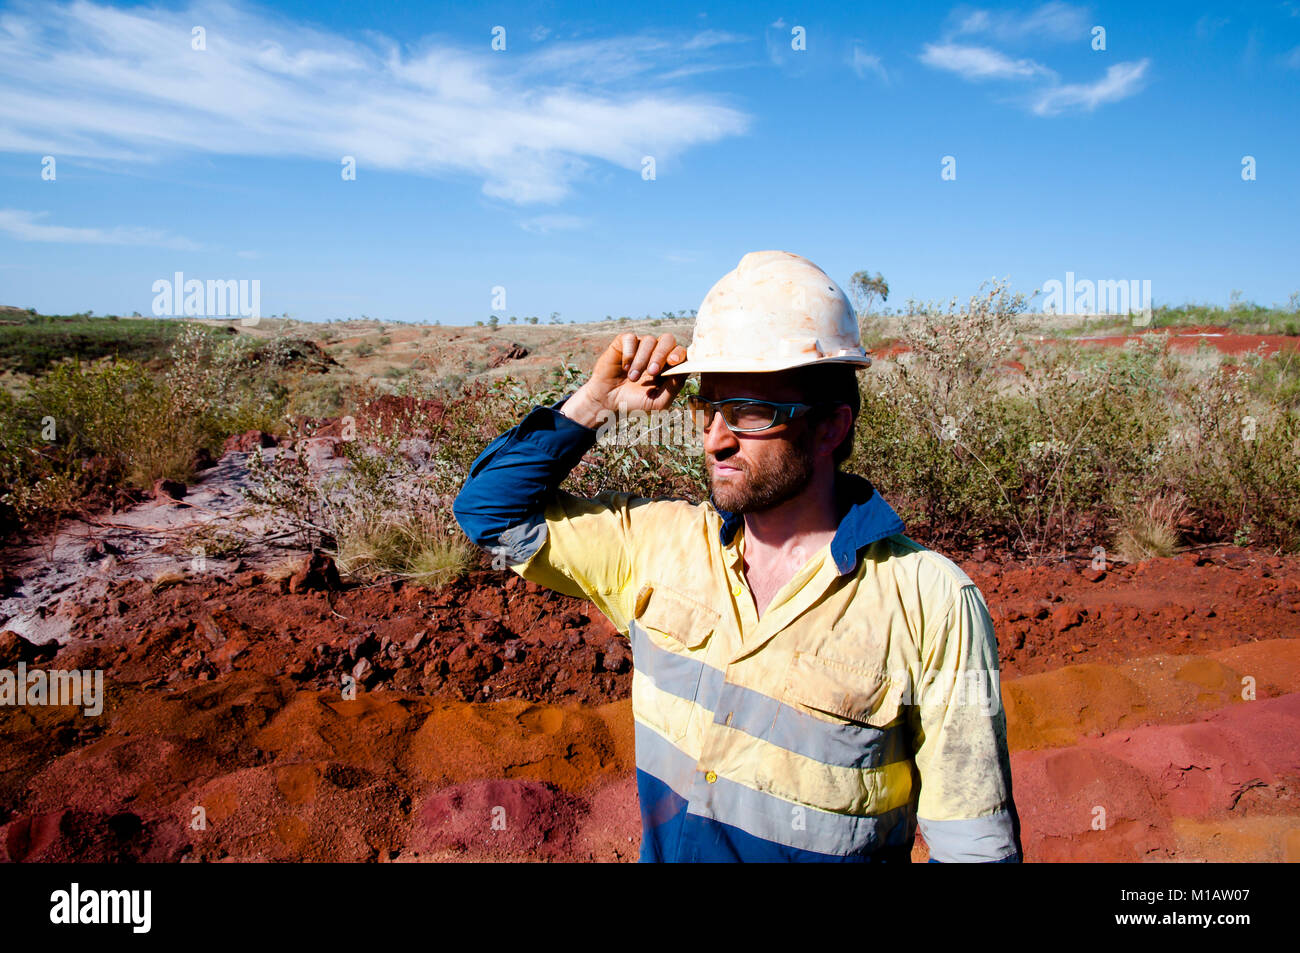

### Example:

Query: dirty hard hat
xmin=659 ymin=250 xmax=871 ymax=376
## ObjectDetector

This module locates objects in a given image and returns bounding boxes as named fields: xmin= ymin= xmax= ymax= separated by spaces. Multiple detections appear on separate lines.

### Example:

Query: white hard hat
xmin=660 ymin=250 xmax=870 ymax=376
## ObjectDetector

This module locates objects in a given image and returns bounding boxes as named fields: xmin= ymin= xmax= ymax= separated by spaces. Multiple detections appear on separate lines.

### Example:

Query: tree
xmin=850 ymin=270 xmax=889 ymax=316
xmin=487 ymin=315 xmax=499 ymax=330
xmin=526 ymin=316 xmax=539 ymax=325
xmin=549 ymin=311 xmax=562 ymax=325
xmin=509 ymin=315 xmax=517 ymax=323
xmin=850 ymin=269 xmax=890 ymax=343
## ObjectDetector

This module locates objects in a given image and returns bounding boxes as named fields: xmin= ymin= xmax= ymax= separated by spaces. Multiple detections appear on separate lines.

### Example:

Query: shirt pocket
xmin=629 ymin=584 xmax=718 ymax=744
xmin=754 ymin=652 xmax=908 ymax=813
xmin=783 ymin=652 xmax=905 ymax=729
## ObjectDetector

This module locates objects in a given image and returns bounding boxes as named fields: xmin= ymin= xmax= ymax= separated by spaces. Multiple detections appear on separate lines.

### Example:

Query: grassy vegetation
xmin=0 ymin=323 xmax=288 ymax=533
xmin=1052 ymin=299 xmax=1300 ymax=337
xmin=0 ymin=312 xmax=205 ymax=375
xmin=4 ymin=298 xmax=1299 ymax=580
xmin=853 ymin=283 xmax=1300 ymax=557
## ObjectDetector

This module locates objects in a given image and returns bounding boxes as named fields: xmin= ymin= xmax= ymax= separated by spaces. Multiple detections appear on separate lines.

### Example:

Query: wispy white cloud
xmin=949 ymin=2 xmax=1089 ymax=43
xmin=684 ymin=30 xmax=748 ymax=51
xmin=0 ymin=208 xmax=201 ymax=249
xmin=1032 ymin=59 xmax=1149 ymax=115
xmin=518 ymin=214 xmax=589 ymax=234
xmin=0 ymin=1 xmax=751 ymax=205
xmin=920 ymin=43 xmax=1053 ymax=80
xmin=920 ymin=4 xmax=1148 ymax=116
xmin=850 ymin=47 xmax=889 ymax=83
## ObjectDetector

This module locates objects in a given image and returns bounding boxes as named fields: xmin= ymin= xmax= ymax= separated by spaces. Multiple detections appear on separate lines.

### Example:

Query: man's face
xmin=695 ymin=371 xmax=821 ymax=514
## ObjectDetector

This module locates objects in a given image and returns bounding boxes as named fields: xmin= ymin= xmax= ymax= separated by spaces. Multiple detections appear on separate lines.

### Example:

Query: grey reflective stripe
xmin=629 ymin=619 xmax=714 ymax=702
xmin=694 ymin=775 xmax=915 ymax=855
xmin=629 ymin=623 xmax=910 ymax=769
xmin=634 ymin=721 xmax=915 ymax=856
xmin=712 ymin=679 xmax=912 ymax=770
xmin=496 ymin=511 xmax=548 ymax=563
xmin=918 ymin=810 xmax=1019 ymax=862
xmin=633 ymin=719 xmax=699 ymax=799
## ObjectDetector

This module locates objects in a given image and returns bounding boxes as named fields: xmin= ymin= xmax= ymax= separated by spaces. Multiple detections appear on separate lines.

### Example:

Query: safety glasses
xmin=685 ymin=395 xmax=825 ymax=434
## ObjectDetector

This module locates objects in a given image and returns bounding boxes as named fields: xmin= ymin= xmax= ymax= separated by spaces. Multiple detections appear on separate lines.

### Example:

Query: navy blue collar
xmin=712 ymin=472 xmax=906 ymax=576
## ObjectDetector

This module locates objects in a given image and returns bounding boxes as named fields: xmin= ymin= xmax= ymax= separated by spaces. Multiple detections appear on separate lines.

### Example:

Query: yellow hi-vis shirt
xmin=504 ymin=475 xmax=1021 ymax=862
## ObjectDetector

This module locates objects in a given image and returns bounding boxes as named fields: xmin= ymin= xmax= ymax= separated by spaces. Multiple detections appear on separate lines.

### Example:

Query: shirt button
xmin=705 ymin=770 xmax=718 ymax=783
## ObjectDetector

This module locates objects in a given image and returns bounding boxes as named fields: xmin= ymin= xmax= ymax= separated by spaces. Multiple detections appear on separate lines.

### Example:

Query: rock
xmin=600 ymin=643 xmax=630 ymax=673
xmin=191 ymin=446 xmax=217 ymax=471
xmin=558 ymin=609 xmax=589 ymax=629
xmin=446 ymin=643 xmax=480 ymax=676
xmin=406 ymin=630 xmax=427 ymax=652
xmin=1082 ymin=568 xmax=1106 ymax=583
xmin=487 ymin=342 xmax=530 ymax=368
xmin=469 ymin=619 xmax=508 ymax=643
xmin=347 ymin=632 xmax=379 ymax=663
xmin=222 ymin=430 xmax=278 ymax=454
xmin=1050 ymin=606 xmax=1084 ymax=634
xmin=288 ymin=551 xmax=342 ymax=593
xmin=351 ymin=657 xmax=373 ymax=684
xmin=0 ymin=630 xmax=58 ymax=666
xmin=152 ymin=478 xmax=187 ymax=501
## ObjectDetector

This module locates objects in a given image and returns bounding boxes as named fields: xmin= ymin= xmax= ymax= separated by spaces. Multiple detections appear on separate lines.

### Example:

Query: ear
xmin=814 ymin=405 xmax=854 ymax=458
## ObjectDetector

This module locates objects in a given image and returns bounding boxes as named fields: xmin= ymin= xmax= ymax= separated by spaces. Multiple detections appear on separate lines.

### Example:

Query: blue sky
xmin=1 ymin=0 xmax=1297 ymax=323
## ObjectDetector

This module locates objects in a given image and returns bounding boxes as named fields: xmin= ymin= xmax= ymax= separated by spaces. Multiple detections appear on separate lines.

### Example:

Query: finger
xmin=619 ymin=333 xmax=638 ymax=368
xmin=626 ymin=334 xmax=658 ymax=382
xmin=642 ymin=334 xmax=679 ymax=378
xmin=594 ymin=336 xmax=627 ymax=382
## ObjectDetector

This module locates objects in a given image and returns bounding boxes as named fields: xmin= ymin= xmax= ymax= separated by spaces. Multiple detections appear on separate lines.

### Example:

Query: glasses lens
xmin=686 ymin=396 xmax=712 ymax=433
xmin=725 ymin=401 xmax=778 ymax=431
xmin=686 ymin=397 xmax=780 ymax=432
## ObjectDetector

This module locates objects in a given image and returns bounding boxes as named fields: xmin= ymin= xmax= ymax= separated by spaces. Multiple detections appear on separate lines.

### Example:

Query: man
xmin=453 ymin=251 xmax=1021 ymax=863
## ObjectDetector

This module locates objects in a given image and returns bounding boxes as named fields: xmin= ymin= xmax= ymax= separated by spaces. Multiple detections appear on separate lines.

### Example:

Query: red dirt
xmin=871 ymin=325 xmax=1300 ymax=363
xmin=1070 ymin=325 xmax=1300 ymax=356
xmin=2 ymin=538 xmax=1298 ymax=862
xmin=961 ymin=544 xmax=1300 ymax=679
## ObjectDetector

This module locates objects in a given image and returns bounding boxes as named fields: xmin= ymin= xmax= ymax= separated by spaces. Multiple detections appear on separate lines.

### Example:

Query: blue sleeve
xmin=451 ymin=392 xmax=600 ymax=549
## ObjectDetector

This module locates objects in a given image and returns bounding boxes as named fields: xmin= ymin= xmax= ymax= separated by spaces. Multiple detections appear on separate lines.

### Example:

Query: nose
xmin=699 ymin=407 xmax=739 ymax=456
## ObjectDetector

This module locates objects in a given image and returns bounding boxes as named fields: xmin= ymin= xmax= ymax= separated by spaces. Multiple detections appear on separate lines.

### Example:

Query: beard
xmin=709 ymin=431 xmax=816 ymax=514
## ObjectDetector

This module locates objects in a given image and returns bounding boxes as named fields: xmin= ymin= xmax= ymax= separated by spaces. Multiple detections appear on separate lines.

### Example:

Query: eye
xmin=729 ymin=402 xmax=778 ymax=429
